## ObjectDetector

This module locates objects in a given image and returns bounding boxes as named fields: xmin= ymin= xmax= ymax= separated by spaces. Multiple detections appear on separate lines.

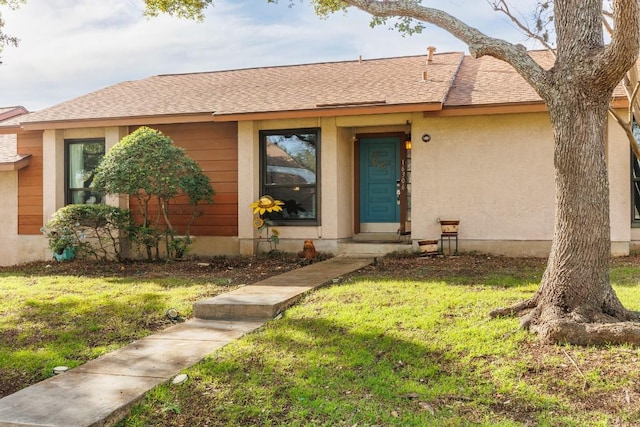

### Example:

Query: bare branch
xmin=488 ymin=0 xmax=556 ymax=54
xmin=608 ymin=107 xmax=640 ymax=159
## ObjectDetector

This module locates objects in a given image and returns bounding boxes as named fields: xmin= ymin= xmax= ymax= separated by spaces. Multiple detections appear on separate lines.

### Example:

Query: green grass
xmin=1 ymin=258 xmax=640 ymax=425
xmin=120 ymin=266 xmax=640 ymax=426
xmin=0 ymin=271 xmax=233 ymax=394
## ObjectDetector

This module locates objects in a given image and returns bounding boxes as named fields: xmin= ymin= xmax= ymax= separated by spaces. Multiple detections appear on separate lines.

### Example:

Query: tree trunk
xmin=491 ymin=88 xmax=640 ymax=345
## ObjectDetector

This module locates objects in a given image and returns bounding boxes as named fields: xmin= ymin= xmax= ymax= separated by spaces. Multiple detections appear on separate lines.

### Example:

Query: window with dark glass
xmin=260 ymin=129 xmax=319 ymax=223
xmin=65 ymin=139 xmax=105 ymax=205
xmin=632 ymin=121 xmax=640 ymax=224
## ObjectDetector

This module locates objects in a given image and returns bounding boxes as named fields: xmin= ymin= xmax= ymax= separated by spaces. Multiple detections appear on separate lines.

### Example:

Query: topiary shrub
xmin=93 ymin=126 xmax=214 ymax=261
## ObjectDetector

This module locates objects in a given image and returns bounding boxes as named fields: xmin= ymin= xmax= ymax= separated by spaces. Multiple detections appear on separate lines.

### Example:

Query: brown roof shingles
xmin=14 ymin=50 xmax=635 ymax=126
xmin=0 ymin=134 xmax=19 ymax=163
xmin=0 ymin=133 xmax=30 ymax=167
xmin=0 ymin=106 xmax=28 ymax=121
xmin=0 ymin=107 xmax=31 ymax=166
xmin=20 ymin=53 xmax=465 ymax=124
xmin=444 ymin=51 xmax=555 ymax=107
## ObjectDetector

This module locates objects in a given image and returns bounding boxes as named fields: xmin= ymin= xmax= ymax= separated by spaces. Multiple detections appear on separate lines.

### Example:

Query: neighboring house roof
xmin=0 ymin=106 xmax=28 ymax=122
xmin=0 ymin=133 xmax=31 ymax=171
xmin=5 ymin=50 xmax=634 ymax=130
xmin=0 ymin=107 xmax=32 ymax=170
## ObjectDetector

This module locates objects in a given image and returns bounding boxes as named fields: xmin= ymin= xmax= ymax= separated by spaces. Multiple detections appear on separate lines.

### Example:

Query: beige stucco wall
xmin=237 ymin=117 xmax=334 ymax=255
xmin=410 ymin=112 xmax=556 ymax=256
xmin=335 ymin=125 xmax=354 ymax=238
xmin=238 ymin=120 xmax=261 ymax=255
xmin=408 ymin=111 xmax=633 ymax=256
xmin=42 ymin=127 xmax=125 ymax=222
xmin=0 ymin=171 xmax=45 ymax=265
xmin=0 ymin=171 xmax=23 ymax=265
xmin=237 ymin=110 xmax=634 ymax=257
xmin=608 ymin=114 xmax=632 ymax=256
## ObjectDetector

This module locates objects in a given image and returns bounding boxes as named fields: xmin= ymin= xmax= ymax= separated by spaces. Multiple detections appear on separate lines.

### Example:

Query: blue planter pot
xmin=53 ymin=247 xmax=76 ymax=262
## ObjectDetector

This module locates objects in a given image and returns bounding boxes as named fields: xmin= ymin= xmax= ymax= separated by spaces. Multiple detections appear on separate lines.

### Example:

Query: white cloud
xmin=1 ymin=0 xmax=538 ymax=111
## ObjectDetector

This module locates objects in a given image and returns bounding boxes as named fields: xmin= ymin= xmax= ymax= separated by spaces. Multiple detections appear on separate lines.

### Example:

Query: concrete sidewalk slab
xmin=0 ymin=256 xmax=373 ymax=427
xmin=193 ymin=257 xmax=373 ymax=320
xmin=0 ymin=371 xmax=161 ymax=427
xmin=0 ymin=319 xmax=265 ymax=427
xmin=72 ymin=319 xmax=265 ymax=378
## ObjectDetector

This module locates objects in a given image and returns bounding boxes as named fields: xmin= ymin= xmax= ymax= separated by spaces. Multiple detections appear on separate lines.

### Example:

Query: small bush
xmin=41 ymin=204 xmax=133 ymax=261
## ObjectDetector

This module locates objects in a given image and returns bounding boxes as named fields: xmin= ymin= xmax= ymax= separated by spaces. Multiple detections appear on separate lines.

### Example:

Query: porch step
xmin=352 ymin=232 xmax=407 ymax=243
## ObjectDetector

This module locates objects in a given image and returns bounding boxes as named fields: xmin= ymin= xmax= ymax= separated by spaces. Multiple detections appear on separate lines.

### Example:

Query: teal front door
xmin=359 ymin=137 xmax=401 ymax=225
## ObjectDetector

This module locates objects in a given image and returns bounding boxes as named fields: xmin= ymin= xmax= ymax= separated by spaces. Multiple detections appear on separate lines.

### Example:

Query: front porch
xmin=336 ymin=232 xmax=414 ymax=257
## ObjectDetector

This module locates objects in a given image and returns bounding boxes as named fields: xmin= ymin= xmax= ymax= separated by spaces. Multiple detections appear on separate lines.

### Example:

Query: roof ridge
xmin=441 ymin=54 xmax=466 ymax=106
xmin=155 ymin=51 xmax=466 ymax=78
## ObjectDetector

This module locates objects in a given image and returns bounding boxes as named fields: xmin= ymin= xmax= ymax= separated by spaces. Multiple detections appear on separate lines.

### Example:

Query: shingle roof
xmin=445 ymin=51 xmax=553 ymax=107
xmin=0 ymin=134 xmax=18 ymax=162
xmin=19 ymin=53 xmax=465 ymax=124
xmin=0 ymin=107 xmax=31 ymax=166
xmin=0 ymin=106 xmax=29 ymax=123
xmin=0 ymin=133 xmax=30 ymax=168
xmin=10 ymin=50 xmax=636 ymax=127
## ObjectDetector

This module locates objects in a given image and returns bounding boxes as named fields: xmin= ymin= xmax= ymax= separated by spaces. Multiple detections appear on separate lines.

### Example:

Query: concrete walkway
xmin=0 ymin=256 xmax=372 ymax=427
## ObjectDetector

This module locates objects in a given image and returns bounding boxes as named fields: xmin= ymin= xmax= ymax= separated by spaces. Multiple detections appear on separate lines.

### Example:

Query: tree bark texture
xmin=523 ymin=91 xmax=640 ymax=344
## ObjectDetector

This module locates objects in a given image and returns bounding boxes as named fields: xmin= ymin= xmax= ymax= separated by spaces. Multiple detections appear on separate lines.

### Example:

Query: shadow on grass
xmin=126 ymin=316 xmax=544 ymax=426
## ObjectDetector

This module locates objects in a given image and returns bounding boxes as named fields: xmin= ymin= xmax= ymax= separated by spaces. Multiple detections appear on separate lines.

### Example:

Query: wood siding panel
xmin=17 ymin=131 xmax=43 ymax=235
xmin=186 ymin=149 xmax=238 ymax=162
xmin=18 ymin=175 xmax=44 ymax=187
xmin=197 ymin=160 xmax=237 ymax=172
xmin=18 ymin=205 xmax=44 ymax=216
xmin=129 ymin=123 xmax=239 ymax=237
xmin=18 ymin=216 xmax=45 ymax=235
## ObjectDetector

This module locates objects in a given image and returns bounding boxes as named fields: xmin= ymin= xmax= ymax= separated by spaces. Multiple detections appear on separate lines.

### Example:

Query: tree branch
xmin=596 ymin=0 xmax=640 ymax=87
xmin=608 ymin=107 xmax=640 ymax=159
xmin=340 ymin=0 xmax=552 ymax=95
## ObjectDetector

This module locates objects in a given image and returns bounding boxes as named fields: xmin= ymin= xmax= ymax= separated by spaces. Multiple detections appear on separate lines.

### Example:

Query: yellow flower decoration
xmin=270 ymin=228 xmax=280 ymax=237
xmin=253 ymin=218 xmax=265 ymax=228
xmin=250 ymin=195 xmax=284 ymax=215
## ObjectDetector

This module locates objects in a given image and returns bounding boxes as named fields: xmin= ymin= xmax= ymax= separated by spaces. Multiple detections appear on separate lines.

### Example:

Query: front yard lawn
xmin=1 ymin=255 xmax=639 ymax=425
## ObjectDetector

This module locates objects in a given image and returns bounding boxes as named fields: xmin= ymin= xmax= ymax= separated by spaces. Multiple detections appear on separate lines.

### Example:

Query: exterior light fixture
xmin=405 ymin=134 xmax=412 ymax=150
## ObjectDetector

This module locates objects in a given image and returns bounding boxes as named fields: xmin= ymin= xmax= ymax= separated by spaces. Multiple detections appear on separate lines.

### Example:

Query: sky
xmin=1 ymin=0 xmax=539 ymax=111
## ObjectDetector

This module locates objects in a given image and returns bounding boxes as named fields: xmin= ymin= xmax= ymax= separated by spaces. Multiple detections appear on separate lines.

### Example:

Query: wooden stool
xmin=440 ymin=232 xmax=458 ymax=255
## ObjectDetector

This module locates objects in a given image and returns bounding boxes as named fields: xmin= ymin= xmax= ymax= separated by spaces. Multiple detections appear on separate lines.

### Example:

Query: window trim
xmin=259 ymin=128 xmax=321 ymax=225
xmin=632 ymin=121 xmax=640 ymax=227
xmin=632 ymin=151 xmax=640 ymax=227
xmin=64 ymin=138 xmax=106 ymax=205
